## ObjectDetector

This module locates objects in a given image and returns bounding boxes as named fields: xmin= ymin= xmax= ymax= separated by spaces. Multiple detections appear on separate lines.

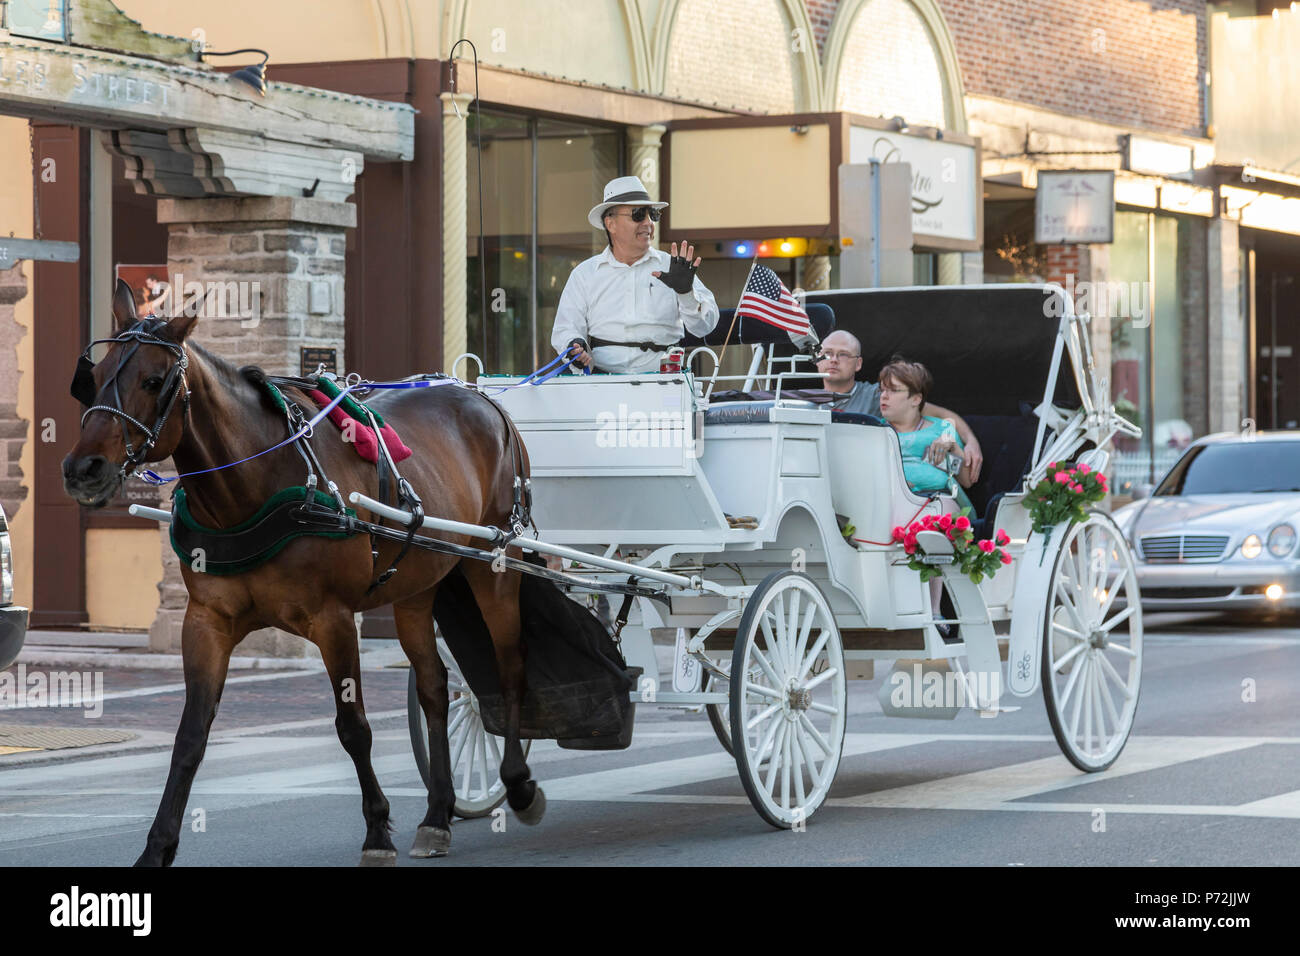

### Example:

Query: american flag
xmin=736 ymin=264 xmax=810 ymax=335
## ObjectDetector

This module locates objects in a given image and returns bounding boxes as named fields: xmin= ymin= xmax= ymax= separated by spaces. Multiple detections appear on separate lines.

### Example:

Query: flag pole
xmin=708 ymin=254 xmax=759 ymax=398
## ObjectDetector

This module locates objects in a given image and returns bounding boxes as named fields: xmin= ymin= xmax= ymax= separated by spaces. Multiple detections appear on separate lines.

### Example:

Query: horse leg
xmin=312 ymin=606 xmax=397 ymax=866
xmin=136 ymin=605 xmax=243 ymax=867
xmin=461 ymin=561 xmax=543 ymax=824
xmin=393 ymin=592 xmax=455 ymax=858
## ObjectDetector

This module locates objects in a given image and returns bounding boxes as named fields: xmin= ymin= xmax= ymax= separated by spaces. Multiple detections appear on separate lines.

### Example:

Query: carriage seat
xmin=825 ymin=415 xmax=960 ymax=546
xmin=702 ymin=399 xmax=818 ymax=425
xmin=958 ymin=404 xmax=1040 ymax=537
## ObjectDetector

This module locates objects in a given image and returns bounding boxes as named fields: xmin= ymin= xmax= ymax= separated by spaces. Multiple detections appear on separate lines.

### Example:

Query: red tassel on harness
xmin=305 ymin=388 xmax=412 ymax=464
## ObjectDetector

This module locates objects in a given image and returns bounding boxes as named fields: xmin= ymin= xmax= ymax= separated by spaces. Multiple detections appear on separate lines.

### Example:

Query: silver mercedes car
xmin=1111 ymin=432 xmax=1300 ymax=613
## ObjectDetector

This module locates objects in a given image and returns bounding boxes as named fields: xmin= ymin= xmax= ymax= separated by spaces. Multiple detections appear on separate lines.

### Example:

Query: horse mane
xmin=235 ymin=363 xmax=288 ymax=414
xmin=170 ymin=337 xmax=281 ymax=415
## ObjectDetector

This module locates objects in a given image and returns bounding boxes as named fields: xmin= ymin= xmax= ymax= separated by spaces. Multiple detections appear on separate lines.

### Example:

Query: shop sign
xmin=848 ymin=126 xmax=978 ymax=244
xmin=6 ymin=0 xmax=68 ymax=43
xmin=1036 ymin=170 xmax=1115 ymax=244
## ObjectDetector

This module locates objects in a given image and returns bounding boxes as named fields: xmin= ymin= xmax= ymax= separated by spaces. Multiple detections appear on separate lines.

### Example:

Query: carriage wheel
xmin=407 ymin=639 xmax=531 ymax=819
xmin=706 ymin=654 xmax=771 ymax=757
xmin=730 ymin=570 xmax=847 ymax=829
xmin=1041 ymin=510 xmax=1143 ymax=772
xmin=702 ymin=664 xmax=735 ymax=756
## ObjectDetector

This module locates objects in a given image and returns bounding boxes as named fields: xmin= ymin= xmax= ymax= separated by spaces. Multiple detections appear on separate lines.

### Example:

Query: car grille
xmin=1139 ymin=534 xmax=1230 ymax=562
xmin=1141 ymin=586 xmax=1235 ymax=599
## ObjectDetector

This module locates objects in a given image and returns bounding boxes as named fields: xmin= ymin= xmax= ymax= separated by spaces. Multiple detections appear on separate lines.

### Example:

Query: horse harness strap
xmin=70 ymin=319 xmax=191 ymax=482
xmin=360 ymin=402 xmax=424 ymax=594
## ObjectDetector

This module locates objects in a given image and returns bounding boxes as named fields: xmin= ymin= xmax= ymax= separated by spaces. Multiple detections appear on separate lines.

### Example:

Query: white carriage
xmin=399 ymin=283 xmax=1145 ymax=827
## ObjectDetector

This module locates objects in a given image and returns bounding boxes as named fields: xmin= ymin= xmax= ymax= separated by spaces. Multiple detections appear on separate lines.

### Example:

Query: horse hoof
xmin=514 ymin=785 xmax=546 ymax=826
xmin=409 ymin=826 xmax=451 ymax=858
xmin=360 ymin=849 xmax=398 ymax=867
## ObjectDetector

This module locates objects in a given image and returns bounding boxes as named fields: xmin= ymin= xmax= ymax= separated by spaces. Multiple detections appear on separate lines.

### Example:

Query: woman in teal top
xmin=877 ymin=356 xmax=975 ymax=513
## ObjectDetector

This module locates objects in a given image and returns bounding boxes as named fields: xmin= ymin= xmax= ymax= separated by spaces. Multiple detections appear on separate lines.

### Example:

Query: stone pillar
xmin=0 ymin=265 xmax=29 ymax=522
xmin=626 ymin=124 xmax=666 ymax=201
xmin=441 ymin=92 xmax=474 ymax=372
xmin=1207 ymin=217 xmax=1245 ymax=435
xmin=148 ymin=196 xmax=356 ymax=657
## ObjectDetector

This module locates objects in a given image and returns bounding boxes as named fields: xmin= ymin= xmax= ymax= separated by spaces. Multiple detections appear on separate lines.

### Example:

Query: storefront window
xmin=1109 ymin=210 xmax=1195 ymax=491
xmin=467 ymin=110 xmax=622 ymax=375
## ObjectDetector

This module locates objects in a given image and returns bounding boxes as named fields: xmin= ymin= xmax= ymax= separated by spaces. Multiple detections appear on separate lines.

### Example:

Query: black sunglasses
xmin=608 ymin=206 xmax=661 ymax=223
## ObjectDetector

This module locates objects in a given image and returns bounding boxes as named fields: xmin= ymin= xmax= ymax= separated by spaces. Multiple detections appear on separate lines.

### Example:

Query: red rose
xmin=996 ymin=529 xmax=1010 ymax=546
xmin=978 ymin=539 xmax=994 ymax=553
xmin=939 ymin=514 xmax=953 ymax=530
xmin=1000 ymin=551 xmax=1012 ymax=564
xmin=1078 ymin=462 xmax=1091 ymax=474
xmin=955 ymin=515 xmax=971 ymax=531
xmin=1069 ymin=482 xmax=1083 ymax=493
xmin=1054 ymin=472 xmax=1070 ymax=485
xmin=892 ymin=526 xmax=905 ymax=541
xmin=1047 ymin=461 xmax=1057 ymax=470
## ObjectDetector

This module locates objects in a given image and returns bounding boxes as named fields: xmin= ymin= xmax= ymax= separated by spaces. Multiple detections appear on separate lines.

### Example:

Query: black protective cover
xmin=432 ymin=562 xmax=639 ymax=748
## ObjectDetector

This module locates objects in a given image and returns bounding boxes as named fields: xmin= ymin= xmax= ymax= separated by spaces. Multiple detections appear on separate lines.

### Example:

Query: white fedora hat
xmin=587 ymin=175 xmax=668 ymax=230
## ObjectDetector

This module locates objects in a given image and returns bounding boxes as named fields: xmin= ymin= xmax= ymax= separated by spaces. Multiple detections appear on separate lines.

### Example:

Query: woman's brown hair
xmin=878 ymin=355 xmax=933 ymax=407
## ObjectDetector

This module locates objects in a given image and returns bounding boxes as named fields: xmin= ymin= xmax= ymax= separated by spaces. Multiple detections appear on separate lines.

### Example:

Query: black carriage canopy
xmin=803 ymin=286 xmax=1083 ymax=418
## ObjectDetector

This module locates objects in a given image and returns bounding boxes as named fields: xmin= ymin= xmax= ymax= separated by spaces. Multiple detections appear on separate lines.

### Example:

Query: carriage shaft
xmin=349 ymin=492 xmax=702 ymax=589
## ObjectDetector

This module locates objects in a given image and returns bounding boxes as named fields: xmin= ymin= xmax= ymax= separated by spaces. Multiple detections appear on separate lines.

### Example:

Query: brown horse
xmin=62 ymin=280 xmax=543 ymax=865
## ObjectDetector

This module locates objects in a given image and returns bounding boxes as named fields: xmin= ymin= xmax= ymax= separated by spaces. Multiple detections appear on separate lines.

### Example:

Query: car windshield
xmin=1155 ymin=441 xmax=1300 ymax=495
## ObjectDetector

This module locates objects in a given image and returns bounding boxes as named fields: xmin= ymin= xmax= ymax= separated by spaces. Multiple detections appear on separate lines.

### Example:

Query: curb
xmin=13 ymin=647 xmax=411 ymax=671
xmin=13 ymin=650 xmax=326 ymax=671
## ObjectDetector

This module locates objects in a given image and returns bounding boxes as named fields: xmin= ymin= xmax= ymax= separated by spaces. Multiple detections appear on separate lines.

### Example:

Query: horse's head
xmin=62 ymin=279 xmax=198 ymax=507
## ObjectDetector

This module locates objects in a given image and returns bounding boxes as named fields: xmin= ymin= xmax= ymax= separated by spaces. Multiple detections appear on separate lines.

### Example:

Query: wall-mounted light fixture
xmin=202 ymin=48 xmax=271 ymax=96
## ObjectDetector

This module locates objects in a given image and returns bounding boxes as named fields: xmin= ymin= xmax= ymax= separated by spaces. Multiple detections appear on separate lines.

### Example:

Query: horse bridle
xmin=70 ymin=318 xmax=191 ymax=480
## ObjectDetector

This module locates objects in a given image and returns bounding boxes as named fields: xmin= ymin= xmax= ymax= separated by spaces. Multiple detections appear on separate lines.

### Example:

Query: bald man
xmin=817 ymin=330 xmax=984 ymax=482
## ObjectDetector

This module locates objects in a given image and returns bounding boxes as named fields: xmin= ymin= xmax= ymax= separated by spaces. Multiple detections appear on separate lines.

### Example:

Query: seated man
xmin=551 ymin=175 xmax=719 ymax=373
xmin=876 ymin=355 xmax=974 ymax=512
xmin=817 ymin=330 xmax=983 ymax=485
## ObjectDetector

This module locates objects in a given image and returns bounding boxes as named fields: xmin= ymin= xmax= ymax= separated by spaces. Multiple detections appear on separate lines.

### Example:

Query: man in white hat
xmin=551 ymin=175 xmax=719 ymax=373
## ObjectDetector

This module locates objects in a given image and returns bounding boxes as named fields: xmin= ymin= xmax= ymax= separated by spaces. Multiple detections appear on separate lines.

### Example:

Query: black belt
xmin=589 ymin=336 xmax=677 ymax=352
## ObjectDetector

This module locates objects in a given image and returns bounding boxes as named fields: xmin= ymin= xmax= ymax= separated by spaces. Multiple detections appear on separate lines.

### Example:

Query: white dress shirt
xmin=551 ymin=246 xmax=719 ymax=373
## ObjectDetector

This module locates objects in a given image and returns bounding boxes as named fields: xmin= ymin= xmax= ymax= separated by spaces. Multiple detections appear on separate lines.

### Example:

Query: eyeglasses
xmin=815 ymin=350 xmax=859 ymax=362
xmin=880 ymin=385 xmax=911 ymax=395
xmin=607 ymin=206 xmax=661 ymax=223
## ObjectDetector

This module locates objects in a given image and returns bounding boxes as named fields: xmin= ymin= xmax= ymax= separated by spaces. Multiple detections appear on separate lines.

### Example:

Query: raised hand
xmin=653 ymin=241 xmax=702 ymax=293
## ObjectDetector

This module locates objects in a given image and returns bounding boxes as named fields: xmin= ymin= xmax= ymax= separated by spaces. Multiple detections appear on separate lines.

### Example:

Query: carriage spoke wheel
xmin=704 ymin=656 xmax=764 ymax=758
xmin=730 ymin=571 xmax=846 ymax=829
xmin=407 ymin=638 xmax=531 ymax=819
xmin=1041 ymin=510 xmax=1143 ymax=772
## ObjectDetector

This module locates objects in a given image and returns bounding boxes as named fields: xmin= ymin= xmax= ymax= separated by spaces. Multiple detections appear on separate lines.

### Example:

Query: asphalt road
xmin=1 ymin=612 xmax=1297 ymax=867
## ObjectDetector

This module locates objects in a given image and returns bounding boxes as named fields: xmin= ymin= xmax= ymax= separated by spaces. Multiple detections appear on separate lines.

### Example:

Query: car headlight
xmin=1242 ymin=534 xmax=1263 ymax=559
xmin=1268 ymin=524 xmax=1296 ymax=558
